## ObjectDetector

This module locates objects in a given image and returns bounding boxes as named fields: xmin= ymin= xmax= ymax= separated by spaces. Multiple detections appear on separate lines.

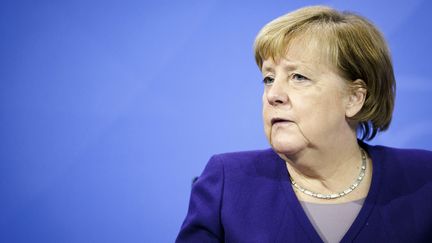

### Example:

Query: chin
xmin=270 ymin=138 xmax=306 ymax=155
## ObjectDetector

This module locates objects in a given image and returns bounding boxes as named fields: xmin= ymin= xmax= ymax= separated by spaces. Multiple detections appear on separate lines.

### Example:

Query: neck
xmin=280 ymin=137 xmax=363 ymax=193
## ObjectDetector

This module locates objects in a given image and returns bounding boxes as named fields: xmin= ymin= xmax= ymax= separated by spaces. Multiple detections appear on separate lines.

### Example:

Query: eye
xmin=262 ymin=76 xmax=274 ymax=86
xmin=291 ymin=73 xmax=309 ymax=81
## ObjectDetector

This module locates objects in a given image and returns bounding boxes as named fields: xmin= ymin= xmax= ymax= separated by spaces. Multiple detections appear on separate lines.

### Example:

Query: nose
xmin=265 ymin=78 xmax=289 ymax=106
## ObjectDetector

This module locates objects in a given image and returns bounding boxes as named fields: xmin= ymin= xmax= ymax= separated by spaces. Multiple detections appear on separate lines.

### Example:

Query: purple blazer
xmin=176 ymin=143 xmax=432 ymax=242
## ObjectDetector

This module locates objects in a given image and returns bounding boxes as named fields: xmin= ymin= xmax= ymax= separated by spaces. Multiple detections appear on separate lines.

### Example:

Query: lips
xmin=271 ymin=117 xmax=292 ymax=125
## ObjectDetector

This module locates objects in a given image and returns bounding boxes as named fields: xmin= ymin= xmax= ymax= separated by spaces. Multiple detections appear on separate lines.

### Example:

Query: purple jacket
xmin=176 ymin=143 xmax=432 ymax=242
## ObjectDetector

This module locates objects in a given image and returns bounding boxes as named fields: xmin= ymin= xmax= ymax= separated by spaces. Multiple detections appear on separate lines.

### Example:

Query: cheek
xmin=300 ymin=99 xmax=346 ymax=132
xmin=261 ymin=91 xmax=267 ymax=105
xmin=262 ymin=98 xmax=272 ymax=138
xmin=262 ymin=92 xmax=269 ymax=122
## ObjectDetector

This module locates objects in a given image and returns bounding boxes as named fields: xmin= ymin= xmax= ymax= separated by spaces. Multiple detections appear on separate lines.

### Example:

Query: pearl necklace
xmin=289 ymin=149 xmax=367 ymax=200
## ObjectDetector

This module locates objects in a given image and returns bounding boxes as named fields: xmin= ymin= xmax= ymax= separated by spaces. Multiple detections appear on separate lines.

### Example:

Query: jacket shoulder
xmin=212 ymin=149 xmax=276 ymax=162
xmin=370 ymin=145 xmax=432 ymax=169
xmin=209 ymin=148 xmax=283 ymax=179
xmin=367 ymin=144 xmax=432 ymax=190
xmin=212 ymin=148 xmax=281 ymax=166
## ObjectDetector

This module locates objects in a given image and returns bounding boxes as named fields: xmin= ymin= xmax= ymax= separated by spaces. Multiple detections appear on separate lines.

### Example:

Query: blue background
xmin=1 ymin=0 xmax=431 ymax=242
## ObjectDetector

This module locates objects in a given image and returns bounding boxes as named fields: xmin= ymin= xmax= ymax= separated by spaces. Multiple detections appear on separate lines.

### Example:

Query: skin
xmin=261 ymin=36 xmax=371 ymax=203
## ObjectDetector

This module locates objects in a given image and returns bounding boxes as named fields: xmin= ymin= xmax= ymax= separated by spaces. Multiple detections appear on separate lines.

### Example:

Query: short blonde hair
xmin=254 ymin=6 xmax=395 ymax=141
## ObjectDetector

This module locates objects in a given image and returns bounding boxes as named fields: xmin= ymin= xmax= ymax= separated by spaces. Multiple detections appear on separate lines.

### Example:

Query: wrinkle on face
xmin=262 ymin=35 xmax=352 ymax=156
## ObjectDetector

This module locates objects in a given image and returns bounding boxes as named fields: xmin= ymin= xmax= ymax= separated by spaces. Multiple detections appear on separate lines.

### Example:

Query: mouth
xmin=271 ymin=118 xmax=292 ymax=126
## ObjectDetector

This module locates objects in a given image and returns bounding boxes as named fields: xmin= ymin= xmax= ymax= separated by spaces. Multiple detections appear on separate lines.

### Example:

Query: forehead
xmin=261 ymin=35 xmax=335 ymax=73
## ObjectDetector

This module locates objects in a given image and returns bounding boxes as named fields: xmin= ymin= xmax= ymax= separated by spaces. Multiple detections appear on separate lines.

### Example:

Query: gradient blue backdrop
xmin=1 ymin=0 xmax=431 ymax=242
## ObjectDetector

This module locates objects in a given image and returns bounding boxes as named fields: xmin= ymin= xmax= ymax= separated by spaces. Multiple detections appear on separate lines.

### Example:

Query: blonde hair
xmin=254 ymin=6 xmax=396 ymax=141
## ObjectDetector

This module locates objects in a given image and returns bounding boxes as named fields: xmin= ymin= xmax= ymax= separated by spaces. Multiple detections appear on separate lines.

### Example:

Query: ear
xmin=345 ymin=79 xmax=367 ymax=118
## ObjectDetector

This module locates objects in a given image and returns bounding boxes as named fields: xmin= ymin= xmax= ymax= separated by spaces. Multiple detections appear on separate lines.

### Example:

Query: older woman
xmin=176 ymin=6 xmax=432 ymax=243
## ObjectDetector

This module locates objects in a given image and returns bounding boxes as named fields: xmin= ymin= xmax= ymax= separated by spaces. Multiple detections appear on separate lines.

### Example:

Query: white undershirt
xmin=299 ymin=198 xmax=365 ymax=243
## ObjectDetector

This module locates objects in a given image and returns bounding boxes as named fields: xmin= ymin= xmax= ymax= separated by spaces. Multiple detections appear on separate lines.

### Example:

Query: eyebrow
xmin=261 ymin=65 xmax=273 ymax=73
xmin=261 ymin=61 xmax=312 ymax=74
xmin=281 ymin=59 xmax=304 ymax=69
xmin=283 ymin=58 xmax=321 ymax=74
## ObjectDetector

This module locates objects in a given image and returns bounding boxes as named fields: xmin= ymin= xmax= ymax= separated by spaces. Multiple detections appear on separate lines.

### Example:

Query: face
xmin=262 ymin=37 xmax=354 ymax=155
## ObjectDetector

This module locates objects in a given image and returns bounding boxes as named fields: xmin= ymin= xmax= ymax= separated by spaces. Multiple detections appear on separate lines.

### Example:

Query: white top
xmin=300 ymin=198 xmax=365 ymax=243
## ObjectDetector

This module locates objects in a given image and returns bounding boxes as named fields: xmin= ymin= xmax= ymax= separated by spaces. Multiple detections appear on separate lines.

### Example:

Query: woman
xmin=176 ymin=6 xmax=432 ymax=243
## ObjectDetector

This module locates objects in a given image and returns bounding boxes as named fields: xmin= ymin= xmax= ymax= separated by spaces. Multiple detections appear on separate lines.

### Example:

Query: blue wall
xmin=1 ymin=0 xmax=431 ymax=242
